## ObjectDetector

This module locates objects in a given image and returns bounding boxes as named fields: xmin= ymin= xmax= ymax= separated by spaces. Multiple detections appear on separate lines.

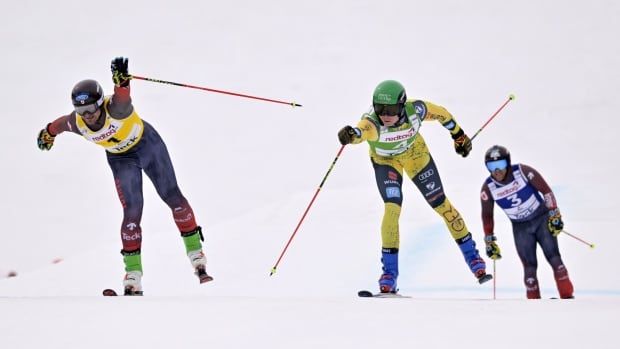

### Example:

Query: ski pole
xmin=131 ymin=75 xmax=302 ymax=107
xmin=561 ymin=230 xmax=595 ymax=249
xmin=493 ymin=259 xmax=496 ymax=300
xmin=270 ymin=144 xmax=346 ymax=276
xmin=470 ymin=94 xmax=515 ymax=141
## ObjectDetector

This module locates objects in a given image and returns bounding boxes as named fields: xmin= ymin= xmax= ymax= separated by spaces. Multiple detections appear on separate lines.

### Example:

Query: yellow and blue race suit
xmin=352 ymin=100 xmax=470 ymax=248
xmin=348 ymin=99 xmax=486 ymax=282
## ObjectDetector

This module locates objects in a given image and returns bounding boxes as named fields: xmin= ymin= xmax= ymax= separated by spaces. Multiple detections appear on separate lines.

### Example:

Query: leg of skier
xmin=141 ymin=122 xmax=211 ymax=283
xmin=512 ymin=220 xmax=541 ymax=299
xmin=107 ymin=150 xmax=145 ymax=295
xmin=536 ymin=215 xmax=574 ymax=299
xmin=407 ymin=138 xmax=489 ymax=283
xmin=372 ymin=160 xmax=403 ymax=293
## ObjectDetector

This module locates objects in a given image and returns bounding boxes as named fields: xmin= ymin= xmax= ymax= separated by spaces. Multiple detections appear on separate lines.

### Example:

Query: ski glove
xmin=37 ymin=124 xmax=55 ymax=151
xmin=452 ymin=129 xmax=472 ymax=157
xmin=111 ymin=57 xmax=132 ymax=87
xmin=338 ymin=125 xmax=359 ymax=145
xmin=484 ymin=235 xmax=502 ymax=260
xmin=548 ymin=208 xmax=564 ymax=237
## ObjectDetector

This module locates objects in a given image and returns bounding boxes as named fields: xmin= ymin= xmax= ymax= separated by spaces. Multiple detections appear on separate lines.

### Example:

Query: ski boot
xmin=123 ymin=271 xmax=144 ymax=296
xmin=474 ymin=266 xmax=493 ymax=284
xmin=553 ymin=264 xmax=574 ymax=299
xmin=379 ymin=273 xmax=397 ymax=293
xmin=379 ymin=248 xmax=399 ymax=293
xmin=182 ymin=227 xmax=213 ymax=284
xmin=121 ymin=249 xmax=144 ymax=295
xmin=188 ymin=249 xmax=213 ymax=284
xmin=457 ymin=233 xmax=492 ymax=284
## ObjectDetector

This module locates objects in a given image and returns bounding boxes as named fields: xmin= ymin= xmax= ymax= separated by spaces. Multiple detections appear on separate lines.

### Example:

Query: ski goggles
xmin=486 ymin=159 xmax=508 ymax=172
xmin=75 ymin=103 xmax=100 ymax=115
xmin=374 ymin=103 xmax=402 ymax=116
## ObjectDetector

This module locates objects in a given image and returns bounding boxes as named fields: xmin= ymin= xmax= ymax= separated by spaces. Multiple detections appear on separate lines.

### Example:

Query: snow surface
xmin=1 ymin=0 xmax=618 ymax=348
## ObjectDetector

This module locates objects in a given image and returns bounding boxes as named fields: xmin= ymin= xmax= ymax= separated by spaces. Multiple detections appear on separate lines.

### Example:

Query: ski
xmin=103 ymin=288 xmax=119 ymax=296
xmin=102 ymin=288 xmax=143 ymax=296
xmin=358 ymin=290 xmax=411 ymax=298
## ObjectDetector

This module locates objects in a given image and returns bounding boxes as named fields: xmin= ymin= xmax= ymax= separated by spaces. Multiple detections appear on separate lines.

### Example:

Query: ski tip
xmin=102 ymin=289 xmax=118 ymax=296
xmin=358 ymin=290 xmax=374 ymax=297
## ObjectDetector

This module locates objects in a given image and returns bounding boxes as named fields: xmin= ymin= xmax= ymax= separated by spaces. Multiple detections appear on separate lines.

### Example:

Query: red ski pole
xmin=270 ymin=145 xmax=346 ymax=276
xmin=470 ymin=94 xmax=515 ymax=141
xmin=131 ymin=75 xmax=302 ymax=107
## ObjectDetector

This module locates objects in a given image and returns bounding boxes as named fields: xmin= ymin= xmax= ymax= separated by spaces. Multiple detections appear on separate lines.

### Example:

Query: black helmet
xmin=484 ymin=145 xmax=511 ymax=171
xmin=71 ymin=79 xmax=104 ymax=107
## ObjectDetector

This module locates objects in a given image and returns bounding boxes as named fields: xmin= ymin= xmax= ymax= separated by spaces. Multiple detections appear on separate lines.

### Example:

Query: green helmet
xmin=372 ymin=80 xmax=407 ymax=119
xmin=372 ymin=80 xmax=407 ymax=105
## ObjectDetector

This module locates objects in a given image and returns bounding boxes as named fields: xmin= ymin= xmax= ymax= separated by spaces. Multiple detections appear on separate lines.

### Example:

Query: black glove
xmin=452 ymin=129 xmax=472 ymax=157
xmin=111 ymin=57 xmax=131 ymax=87
xmin=37 ymin=124 xmax=55 ymax=151
xmin=338 ymin=125 xmax=358 ymax=145
xmin=548 ymin=209 xmax=564 ymax=237
xmin=484 ymin=235 xmax=502 ymax=260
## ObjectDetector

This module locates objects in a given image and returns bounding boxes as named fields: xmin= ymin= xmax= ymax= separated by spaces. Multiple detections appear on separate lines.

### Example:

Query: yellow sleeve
xmin=352 ymin=118 xmax=379 ymax=143
xmin=421 ymin=100 xmax=463 ymax=137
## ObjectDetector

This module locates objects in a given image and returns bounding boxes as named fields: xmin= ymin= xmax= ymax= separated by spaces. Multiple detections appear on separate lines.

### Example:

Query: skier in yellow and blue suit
xmin=338 ymin=80 xmax=491 ymax=293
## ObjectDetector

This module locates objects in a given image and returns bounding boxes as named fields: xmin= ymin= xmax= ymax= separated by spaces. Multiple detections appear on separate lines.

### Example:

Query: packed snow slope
xmin=0 ymin=1 xmax=618 ymax=348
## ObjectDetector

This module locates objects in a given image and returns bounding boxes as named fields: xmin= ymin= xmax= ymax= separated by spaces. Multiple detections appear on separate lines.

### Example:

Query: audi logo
xmin=418 ymin=169 xmax=434 ymax=180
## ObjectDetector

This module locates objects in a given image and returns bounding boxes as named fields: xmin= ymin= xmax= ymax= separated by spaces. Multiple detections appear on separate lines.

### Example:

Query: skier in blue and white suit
xmin=480 ymin=145 xmax=574 ymax=299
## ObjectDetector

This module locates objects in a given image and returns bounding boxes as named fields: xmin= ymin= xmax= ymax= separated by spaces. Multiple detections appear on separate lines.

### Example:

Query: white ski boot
xmin=188 ymin=250 xmax=213 ymax=284
xmin=123 ymin=271 xmax=144 ymax=296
